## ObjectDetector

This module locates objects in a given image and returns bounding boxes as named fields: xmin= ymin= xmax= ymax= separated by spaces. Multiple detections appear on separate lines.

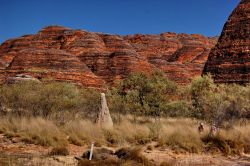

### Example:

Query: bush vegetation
xmin=0 ymin=72 xmax=249 ymax=125
xmin=0 ymin=82 xmax=100 ymax=123
xmin=0 ymin=72 xmax=249 ymax=155
xmin=108 ymin=71 xmax=177 ymax=118
xmin=108 ymin=72 xmax=249 ymax=125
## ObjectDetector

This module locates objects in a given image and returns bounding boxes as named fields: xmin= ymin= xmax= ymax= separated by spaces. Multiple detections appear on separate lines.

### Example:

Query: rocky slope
xmin=125 ymin=33 xmax=217 ymax=83
xmin=0 ymin=26 xmax=217 ymax=88
xmin=203 ymin=0 xmax=250 ymax=83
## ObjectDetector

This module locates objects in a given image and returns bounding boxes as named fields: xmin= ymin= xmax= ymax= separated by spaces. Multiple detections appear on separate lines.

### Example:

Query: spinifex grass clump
xmin=0 ymin=115 xmax=249 ymax=155
xmin=63 ymin=120 xmax=105 ymax=146
xmin=156 ymin=118 xmax=204 ymax=153
xmin=48 ymin=147 xmax=69 ymax=156
xmin=0 ymin=117 xmax=67 ymax=147
xmin=202 ymin=125 xmax=250 ymax=155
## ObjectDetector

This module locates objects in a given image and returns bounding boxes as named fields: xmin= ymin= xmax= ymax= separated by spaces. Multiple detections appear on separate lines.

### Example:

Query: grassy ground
xmin=0 ymin=115 xmax=249 ymax=156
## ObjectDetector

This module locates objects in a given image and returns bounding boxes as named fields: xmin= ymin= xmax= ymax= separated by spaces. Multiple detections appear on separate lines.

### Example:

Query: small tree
xmin=189 ymin=75 xmax=215 ymax=119
xmin=189 ymin=76 xmax=250 ymax=127
xmin=110 ymin=71 xmax=177 ymax=117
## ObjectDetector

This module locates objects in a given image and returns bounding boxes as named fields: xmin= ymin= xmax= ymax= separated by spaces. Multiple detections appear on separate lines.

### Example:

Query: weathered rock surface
xmin=125 ymin=33 xmax=217 ymax=83
xmin=203 ymin=0 xmax=250 ymax=83
xmin=0 ymin=26 xmax=217 ymax=87
xmin=6 ymin=74 xmax=40 ymax=84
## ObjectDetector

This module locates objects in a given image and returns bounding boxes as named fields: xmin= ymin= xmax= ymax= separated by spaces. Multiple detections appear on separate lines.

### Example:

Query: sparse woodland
xmin=0 ymin=72 xmax=249 ymax=165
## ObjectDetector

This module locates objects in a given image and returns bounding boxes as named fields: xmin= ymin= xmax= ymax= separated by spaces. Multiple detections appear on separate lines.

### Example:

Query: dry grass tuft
xmin=157 ymin=118 xmax=204 ymax=153
xmin=63 ymin=120 xmax=105 ymax=146
xmin=115 ymin=118 xmax=150 ymax=145
xmin=48 ymin=147 xmax=69 ymax=156
xmin=115 ymin=147 xmax=153 ymax=166
xmin=232 ymin=124 xmax=250 ymax=154
xmin=202 ymin=123 xmax=250 ymax=155
xmin=0 ymin=117 xmax=67 ymax=147
xmin=0 ymin=115 xmax=249 ymax=156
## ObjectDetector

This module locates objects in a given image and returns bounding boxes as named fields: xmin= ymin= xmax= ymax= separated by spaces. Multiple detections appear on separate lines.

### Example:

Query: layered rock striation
xmin=125 ymin=33 xmax=217 ymax=83
xmin=0 ymin=26 xmax=217 ymax=88
xmin=203 ymin=0 xmax=250 ymax=83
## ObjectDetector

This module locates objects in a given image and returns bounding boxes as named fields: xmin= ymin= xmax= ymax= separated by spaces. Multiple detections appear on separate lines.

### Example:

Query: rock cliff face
xmin=125 ymin=34 xmax=217 ymax=83
xmin=203 ymin=0 xmax=250 ymax=83
xmin=0 ymin=26 xmax=217 ymax=88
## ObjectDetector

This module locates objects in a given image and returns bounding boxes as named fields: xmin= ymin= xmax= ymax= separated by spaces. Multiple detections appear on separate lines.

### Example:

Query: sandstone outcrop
xmin=0 ymin=26 xmax=217 ymax=87
xmin=125 ymin=33 xmax=217 ymax=83
xmin=203 ymin=0 xmax=250 ymax=83
xmin=6 ymin=74 xmax=40 ymax=84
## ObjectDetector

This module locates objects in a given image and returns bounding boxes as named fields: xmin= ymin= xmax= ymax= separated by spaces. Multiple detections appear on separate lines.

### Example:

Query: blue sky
xmin=0 ymin=0 xmax=240 ymax=44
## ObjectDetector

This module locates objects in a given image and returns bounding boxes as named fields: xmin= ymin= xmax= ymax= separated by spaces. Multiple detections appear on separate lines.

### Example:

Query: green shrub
xmin=161 ymin=101 xmax=191 ymax=117
xmin=109 ymin=71 xmax=177 ymax=117
xmin=188 ymin=75 xmax=250 ymax=126
xmin=0 ymin=81 xmax=100 ymax=121
xmin=189 ymin=75 xmax=215 ymax=119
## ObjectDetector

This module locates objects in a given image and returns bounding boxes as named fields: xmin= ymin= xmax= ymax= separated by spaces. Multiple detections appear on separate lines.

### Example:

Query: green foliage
xmin=188 ymin=75 xmax=250 ymax=125
xmin=0 ymin=73 xmax=249 ymax=125
xmin=189 ymin=75 xmax=215 ymax=119
xmin=161 ymin=101 xmax=191 ymax=117
xmin=0 ymin=81 xmax=100 ymax=121
xmin=202 ymin=84 xmax=250 ymax=126
xmin=109 ymin=72 xmax=250 ymax=123
xmin=109 ymin=71 xmax=177 ymax=117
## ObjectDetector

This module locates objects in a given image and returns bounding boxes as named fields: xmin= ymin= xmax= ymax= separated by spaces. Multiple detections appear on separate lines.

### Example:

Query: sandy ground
xmin=143 ymin=148 xmax=250 ymax=166
xmin=0 ymin=134 xmax=250 ymax=166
